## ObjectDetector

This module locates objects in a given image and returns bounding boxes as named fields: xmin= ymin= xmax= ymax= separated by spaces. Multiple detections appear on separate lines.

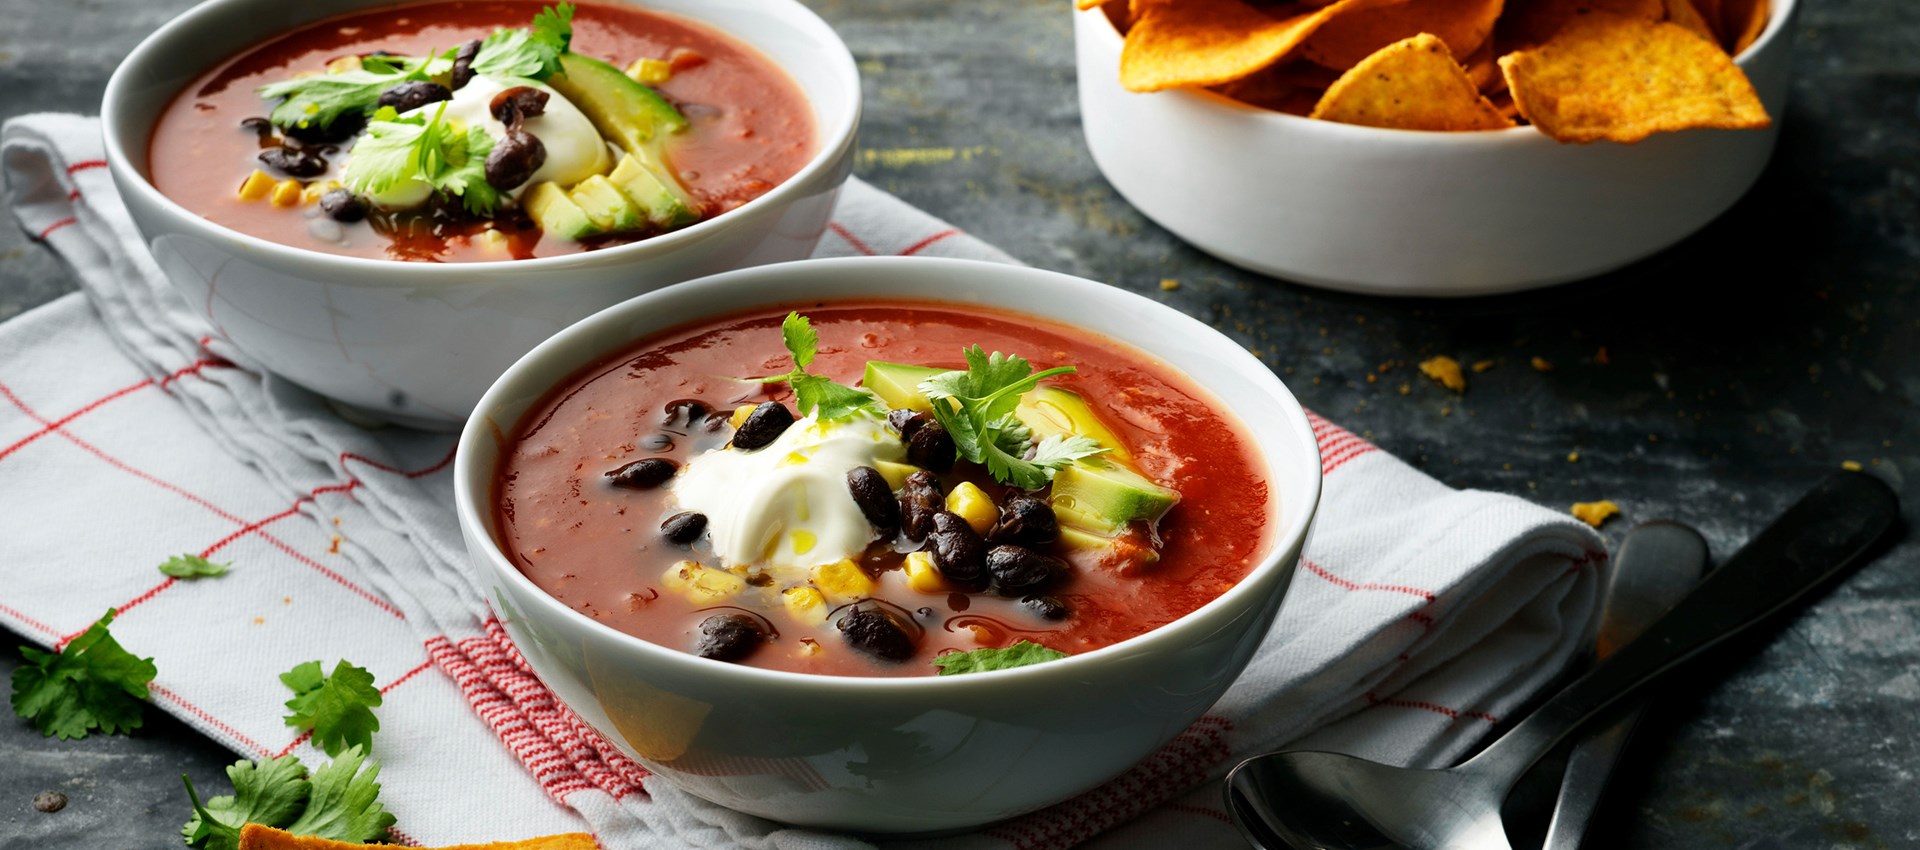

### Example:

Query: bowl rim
xmin=99 ymin=0 xmax=861 ymax=277
xmin=1077 ymin=0 xmax=1796 ymax=142
xmin=453 ymin=255 xmax=1325 ymax=692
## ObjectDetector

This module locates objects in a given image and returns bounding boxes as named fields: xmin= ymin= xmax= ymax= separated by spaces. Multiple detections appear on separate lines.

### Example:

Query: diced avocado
xmin=569 ymin=175 xmax=644 ymax=232
xmin=549 ymin=53 xmax=698 ymax=222
xmin=524 ymin=181 xmax=601 ymax=240
xmin=1057 ymin=525 xmax=1162 ymax=569
xmin=1015 ymin=386 xmax=1134 ymax=463
xmin=609 ymin=155 xmax=697 ymax=228
xmin=872 ymin=460 xmax=920 ymax=490
xmin=862 ymin=361 xmax=950 ymax=413
xmin=1049 ymin=460 xmax=1180 ymax=530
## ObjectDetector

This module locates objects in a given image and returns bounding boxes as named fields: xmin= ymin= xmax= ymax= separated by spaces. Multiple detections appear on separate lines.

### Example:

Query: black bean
xmin=846 ymin=466 xmax=899 ymax=531
xmin=888 ymin=408 xmax=929 ymax=440
xmin=257 ymin=146 xmax=326 ymax=178
xmin=899 ymin=471 xmax=944 ymax=541
xmin=449 ymin=38 xmax=482 ymax=90
xmin=988 ymin=496 xmax=1059 ymax=546
xmin=661 ymin=399 xmax=710 ymax=431
xmin=318 ymin=189 xmax=368 ymax=223
xmin=986 ymin=545 xmax=1064 ymax=595
xmin=489 ymin=85 xmax=551 ymax=126
xmin=282 ymin=111 xmax=363 ymax=144
xmin=906 ymin=421 xmax=956 ymax=472
xmin=928 ymin=512 xmax=987 ymax=582
xmin=731 ymin=401 xmax=793 ymax=451
xmin=660 ymin=512 xmax=706 ymax=544
xmin=607 ymin=458 xmax=677 ymax=489
xmin=484 ymin=127 xmax=546 ymax=191
xmin=694 ymin=613 xmax=767 ymax=662
xmin=239 ymin=116 xmax=274 ymax=137
xmin=837 ymin=606 xmax=915 ymax=662
xmin=377 ymin=80 xmax=452 ymax=113
xmin=1020 ymin=595 xmax=1070 ymax=621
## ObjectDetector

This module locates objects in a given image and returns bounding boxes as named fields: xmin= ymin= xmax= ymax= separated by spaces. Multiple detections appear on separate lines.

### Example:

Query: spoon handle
xmin=1467 ymin=472 xmax=1899 ymax=782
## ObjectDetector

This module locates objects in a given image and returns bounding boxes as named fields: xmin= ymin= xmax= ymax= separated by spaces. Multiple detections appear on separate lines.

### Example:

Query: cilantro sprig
xmin=281 ymin=660 xmax=383 ymax=758
xmin=159 ymin=553 xmax=230 ymax=579
xmin=343 ymin=104 xmax=499 ymax=215
xmin=10 ymin=609 xmax=155 ymax=740
xmin=932 ymin=641 xmax=1068 ymax=675
xmin=182 ymin=746 xmax=395 ymax=850
xmin=471 ymin=2 xmax=575 ymax=82
xmin=749 ymin=312 xmax=885 ymax=422
xmin=257 ymin=52 xmax=453 ymax=134
xmin=920 ymin=348 xmax=1106 ymax=489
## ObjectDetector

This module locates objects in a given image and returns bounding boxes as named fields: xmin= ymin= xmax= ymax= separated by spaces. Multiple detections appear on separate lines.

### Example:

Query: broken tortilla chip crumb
xmin=1570 ymin=500 xmax=1621 ymax=528
xmin=1531 ymin=356 xmax=1555 ymax=372
xmin=1471 ymin=359 xmax=1496 ymax=373
xmin=1418 ymin=355 xmax=1468 ymax=392
xmin=1841 ymin=460 xmax=1863 ymax=472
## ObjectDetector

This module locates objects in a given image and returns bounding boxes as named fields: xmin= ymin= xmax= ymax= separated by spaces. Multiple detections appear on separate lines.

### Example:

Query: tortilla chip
xmin=1303 ymin=0 xmax=1506 ymax=70
xmin=237 ymin=824 xmax=598 ymax=850
xmin=1498 ymin=0 xmax=1663 ymax=48
xmin=1310 ymin=33 xmax=1515 ymax=131
xmin=1461 ymin=35 xmax=1499 ymax=90
xmin=1076 ymin=0 xmax=1105 ymax=12
xmin=1721 ymin=0 xmax=1769 ymax=54
xmin=1214 ymin=61 xmax=1336 ymax=114
xmin=1121 ymin=0 xmax=1394 ymax=92
xmin=1499 ymin=12 xmax=1769 ymax=142
xmin=1660 ymin=0 xmax=1720 ymax=45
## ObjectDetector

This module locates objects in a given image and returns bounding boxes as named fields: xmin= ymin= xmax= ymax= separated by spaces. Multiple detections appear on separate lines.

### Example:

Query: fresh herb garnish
xmin=257 ymin=52 xmax=453 ymax=133
xmin=919 ymin=347 xmax=1106 ymax=489
xmin=343 ymin=104 xmax=500 ymax=215
xmin=281 ymin=660 xmax=382 ymax=758
xmin=470 ymin=2 xmax=576 ymax=82
xmin=10 ymin=609 xmax=155 ymax=740
xmin=159 ymin=553 xmax=230 ymax=580
xmin=750 ymin=312 xmax=885 ymax=422
xmin=182 ymin=746 xmax=395 ymax=850
xmin=932 ymin=641 xmax=1068 ymax=675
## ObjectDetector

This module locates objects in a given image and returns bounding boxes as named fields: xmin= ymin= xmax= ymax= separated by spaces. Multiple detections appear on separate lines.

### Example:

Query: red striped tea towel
xmin=0 ymin=113 xmax=1606 ymax=849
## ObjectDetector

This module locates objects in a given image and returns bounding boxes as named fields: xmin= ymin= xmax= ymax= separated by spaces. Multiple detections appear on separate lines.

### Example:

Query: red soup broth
xmin=148 ymin=0 xmax=814 ymax=262
xmin=493 ymin=302 xmax=1275 ymax=677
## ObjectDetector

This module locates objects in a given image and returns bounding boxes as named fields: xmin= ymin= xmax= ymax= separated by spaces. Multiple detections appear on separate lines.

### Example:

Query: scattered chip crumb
xmin=253 ymin=616 xmax=265 ymax=625
xmin=328 ymin=534 xmax=342 ymax=554
xmin=1398 ymin=383 xmax=1412 ymax=396
xmin=1531 ymin=356 xmax=1555 ymax=372
xmin=1471 ymin=359 xmax=1496 ymax=373
xmin=1366 ymin=373 xmax=1378 ymax=384
xmin=1440 ymin=406 xmax=1453 ymax=417
xmin=282 ymin=596 xmax=293 ymax=605
xmin=331 ymin=516 xmax=342 ymax=527
xmin=1595 ymin=346 xmax=1610 ymax=365
xmin=1419 ymin=356 xmax=1467 ymax=392
xmin=1842 ymin=460 xmax=1863 ymax=472
xmin=1571 ymin=500 xmax=1620 ymax=528
xmin=1159 ymin=278 xmax=1180 ymax=291
xmin=1567 ymin=451 xmax=1580 ymax=462
xmin=1648 ymin=434 xmax=1660 ymax=442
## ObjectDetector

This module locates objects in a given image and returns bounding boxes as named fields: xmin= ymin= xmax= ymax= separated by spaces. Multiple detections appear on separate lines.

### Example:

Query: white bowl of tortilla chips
xmin=1073 ymin=0 xmax=1795 ymax=296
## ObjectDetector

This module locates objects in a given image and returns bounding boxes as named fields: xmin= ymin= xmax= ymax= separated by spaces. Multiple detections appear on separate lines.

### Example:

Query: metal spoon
xmin=1224 ymin=473 xmax=1899 ymax=850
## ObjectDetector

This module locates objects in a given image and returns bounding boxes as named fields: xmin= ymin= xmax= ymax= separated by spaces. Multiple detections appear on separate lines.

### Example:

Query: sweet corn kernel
xmin=237 ymin=169 xmax=277 ymax=201
xmin=873 ymin=460 xmax=917 ymax=490
xmin=326 ymin=55 xmax=364 ymax=74
xmin=945 ymin=482 xmax=997 ymax=535
xmin=902 ymin=551 xmax=947 ymax=594
xmin=782 ymin=587 xmax=827 ymax=625
xmin=269 ymin=179 xmax=304 ymax=207
xmin=661 ymin=561 xmax=745 ymax=603
xmin=729 ymin=404 xmax=756 ymax=429
xmin=301 ymin=180 xmax=342 ymax=205
xmin=473 ymin=228 xmax=510 ymax=253
xmin=812 ymin=558 xmax=875 ymax=603
xmin=625 ymin=58 xmax=672 ymax=85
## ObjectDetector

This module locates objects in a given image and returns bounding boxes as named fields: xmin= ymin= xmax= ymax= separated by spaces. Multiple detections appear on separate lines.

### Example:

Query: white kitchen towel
xmin=0 ymin=113 xmax=1606 ymax=849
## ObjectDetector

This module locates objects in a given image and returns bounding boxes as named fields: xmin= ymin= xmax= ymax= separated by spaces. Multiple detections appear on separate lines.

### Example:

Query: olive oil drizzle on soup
xmin=148 ymin=0 xmax=814 ymax=262
xmin=494 ymin=303 xmax=1274 ymax=678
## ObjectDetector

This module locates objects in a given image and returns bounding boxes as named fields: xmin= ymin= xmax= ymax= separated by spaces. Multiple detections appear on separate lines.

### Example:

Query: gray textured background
xmin=2 ymin=0 xmax=1916 ymax=847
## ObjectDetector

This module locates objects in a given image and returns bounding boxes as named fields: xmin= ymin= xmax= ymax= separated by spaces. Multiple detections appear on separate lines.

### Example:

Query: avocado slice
xmin=569 ymin=175 xmax=644 ymax=232
xmin=862 ymin=361 xmax=950 ymax=413
xmin=524 ymin=181 xmax=601 ymax=241
xmin=609 ymin=155 xmax=697 ymax=229
xmin=548 ymin=53 xmax=698 ymax=219
xmin=1049 ymin=460 xmax=1180 ymax=531
xmin=1015 ymin=386 xmax=1134 ymax=463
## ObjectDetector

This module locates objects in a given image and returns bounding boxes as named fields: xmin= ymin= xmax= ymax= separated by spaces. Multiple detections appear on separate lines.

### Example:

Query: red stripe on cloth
xmin=383 ymin=827 xmax=425 ymax=848
xmin=828 ymin=222 xmax=877 ymax=256
xmin=1163 ymin=803 xmax=1235 ymax=826
xmin=0 ymin=377 xmax=154 ymax=464
xmin=898 ymin=228 xmax=960 ymax=256
xmin=339 ymin=443 xmax=457 ymax=479
xmin=159 ymin=356 xmax=232 ymax=388
xmin=0 ymin=603 xmax=60 ymax=640
xmin=35 ymin=217 xmax=76 ymax=240
xmin=66 ymin=188 xmax=80 ymax=202
xmin=150 ymin=683 xmax=274 ymax=757
xmin=1364 ymin=692 xmax=1497 ymax=724
xmin=1301 ymin=559 xmax=1436 ymax=602
xmin=65 ymin=160 xmax=108 ymax=174
xmin=982 ymin=716 xmax=1235 ymax=850
xmin=1322 ymin=441 xmax=1380 ymax=475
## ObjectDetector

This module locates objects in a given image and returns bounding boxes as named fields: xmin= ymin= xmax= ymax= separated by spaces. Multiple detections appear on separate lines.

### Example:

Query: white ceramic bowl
xmin=101 ymin=0 xmax=860 ymax=427
xmin=454 ymin=257 xmax=1323 ymax=832
xmin=1074 ymin=1 xmax=1797 ymax=296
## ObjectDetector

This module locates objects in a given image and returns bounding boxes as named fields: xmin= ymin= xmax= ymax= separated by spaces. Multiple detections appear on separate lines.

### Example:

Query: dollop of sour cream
xmin=354 ymin=75 xmax=611 ymax=209
xmin=672 ymin=415 xmax=906 ymax=575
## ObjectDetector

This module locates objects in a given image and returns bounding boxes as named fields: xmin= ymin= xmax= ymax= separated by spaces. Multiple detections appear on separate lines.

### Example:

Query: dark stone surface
xmin=1 ymin=0 xmax=1915 ymax=847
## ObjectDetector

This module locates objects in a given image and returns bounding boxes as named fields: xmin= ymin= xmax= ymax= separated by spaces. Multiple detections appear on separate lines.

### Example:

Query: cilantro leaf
xmin=181 ymin=755 xmax=311 ymax=850
xmin=283 ymin=745 xmax=397 ymax=843
xmin=781 ymin=310 xmax=819 ymax=370
xmin=1028 ymin=434 xmax=1107 ymax=471
xmin=344 ymin=105 xmax=500 ymax=215
xmin=258 ymin=53 xmax=451 ymax=133
xmin=471 ymin=3 xmax=575 ymax=82
xmin=281 ymin=660 xmax=382 ymax=758
xmin=440 ymin=125 xmax=500 ymax=216
xmin=932 ymin=641 xmax=1068 ymax=676
xmin=159 ymin=554 xmax=230 ymax=579
xmin=748 ymin=312 xmax=882 ymax=421
xmin=10 ymin=609 xmax=155 ymax=740
xmin=919 ymin=347 xmax=1100 ymax=489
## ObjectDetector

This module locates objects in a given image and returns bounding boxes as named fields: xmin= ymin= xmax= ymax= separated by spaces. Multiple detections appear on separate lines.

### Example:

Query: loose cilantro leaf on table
xmin=159 ymin=553 xmax=230 ymax=579
xmin=748 ymin=312 xmax=885 ymax=422
xmin=344 ymin=105 xmax=500 ymax=215
xmin=257 ymin=52 xmax=453 ymax=133
xmin=932 ymin=641 xmax=1069 ymax=676
xmin=281 ymin=660 xmax=383 ymax=758
xmin=919 ymin=347 xmax=1106 ymax=489
xmin=471 ymin=2 xmax=576 ymax=82
xmin=182 ymin=746 xmax=395 ymax=850
xmin=10 ymin=609 xmax=155 ymax=739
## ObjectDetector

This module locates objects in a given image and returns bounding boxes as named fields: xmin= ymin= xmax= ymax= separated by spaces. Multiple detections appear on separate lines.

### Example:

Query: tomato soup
xmin=493 ymin=303 xmax=1274 ymax=678
xmin=149 ymin=1 xmax=814 ymax=262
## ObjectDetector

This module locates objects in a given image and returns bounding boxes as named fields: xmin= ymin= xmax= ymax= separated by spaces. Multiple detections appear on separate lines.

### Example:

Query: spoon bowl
xmin=1228 ymin=753 xmax=1511 ymax=850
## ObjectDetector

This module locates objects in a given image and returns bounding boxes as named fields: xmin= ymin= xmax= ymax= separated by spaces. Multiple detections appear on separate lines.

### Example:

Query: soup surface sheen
xmin=494 ymin=303 xmax=1274 ymax=677
xmin=149 ymin=0 xmax=815 ymax=262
